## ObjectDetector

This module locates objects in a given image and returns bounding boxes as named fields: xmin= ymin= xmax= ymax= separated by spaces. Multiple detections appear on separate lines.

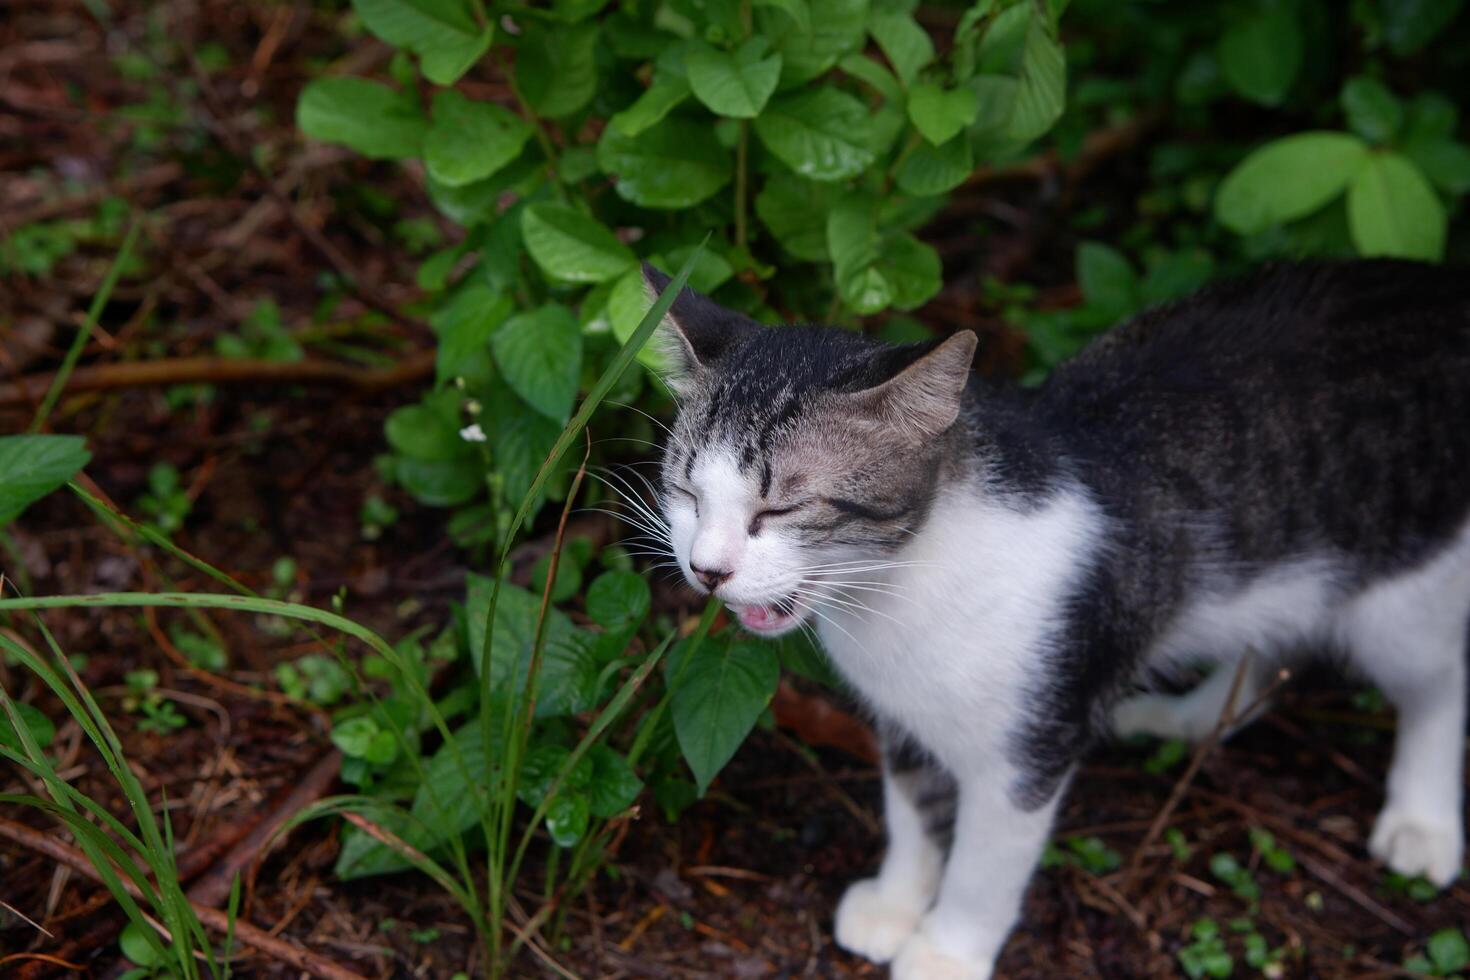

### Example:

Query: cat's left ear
xmin=643 ymin=263 xmax=759 ymax=387
xmin=843 ymin=331 xmax=978 ymax=437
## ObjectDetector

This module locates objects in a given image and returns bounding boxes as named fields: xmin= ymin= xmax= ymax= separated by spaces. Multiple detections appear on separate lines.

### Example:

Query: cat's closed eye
xmin=671 ymin=485 xmax=698 ymax=513
xmin=749 ymin=504 xmax=802 ymax=535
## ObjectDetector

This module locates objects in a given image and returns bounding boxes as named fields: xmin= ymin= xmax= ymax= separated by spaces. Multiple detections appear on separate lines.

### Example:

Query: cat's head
xmin=646 ymin=265 xmax=977 ymax=636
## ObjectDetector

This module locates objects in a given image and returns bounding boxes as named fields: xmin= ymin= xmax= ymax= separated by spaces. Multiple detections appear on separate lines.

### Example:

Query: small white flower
xmin=459 ymin=423 xmax=488 ymax=443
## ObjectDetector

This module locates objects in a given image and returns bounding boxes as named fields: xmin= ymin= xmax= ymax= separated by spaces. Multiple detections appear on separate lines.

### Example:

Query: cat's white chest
xmin=814 ymin=486 xmax=1102 ymax=776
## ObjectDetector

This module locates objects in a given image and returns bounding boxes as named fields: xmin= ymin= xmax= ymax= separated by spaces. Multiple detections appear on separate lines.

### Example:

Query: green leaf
xmin=1214 ymin=132 xmax=1369 ymax=234
xmin=968 ymin=73 xmax=1021 ymax=136
xmin=521 ymin=203 xmax=636 ymax=284
xmin=755 ymin=87 xmax=876 ymax=181
xmin=1140 ymin=249 xmax=1215 ymax=307
xmin=670 ymin=634 xmax=780 ymax=794
xmin=1382 ymin=0 xmax=1464 ymax=55
xmin=896 ymin=133 xmax=973 ymax=195
xmin=586 ymin=570 xmax=652 ymax=627
xmin=0 ymin=702 xmax=56 ymax=752
xmin=465 ymin=575 xmax=601 ymax=717
xmin=518 ymin=744 xmax=589 ymax=807
xmin=336 ymin=721 xmax=498 ymax=878
xmin=597 ymin=115 xmax=734 ymax=208
xmin=868 ymin=11 xmax=933 ymax=87
xmin=518 ymin=23 xmax=598 ymax=118
xmin=432 ymin=285 xmax=513 ymax=387
xmin=610 ymin=70 xmax=692 ymax=137
xmin=686 ymin=38 xmax=783 ymax=118
xmin=1403 ymin=92 xmax=1459 ymax=144
xmin=120 ymin=922 xmax=163 ymax=967
xmin=838 ymin=53 xmax=903 ymax=101
xmin=1404 ymin=138 xmax=1470 ymax=195
xmin=352 ymin=0 xmax=492 ymax=85
xmin=486 ymin=387 xmax=561 ymax=505
xmin=1076 ymin=242 xmax=1140 ymax=319
xmin=1341 ymin=77 xmax=1403 ymax=144
xmin=827 ymin=194 xmax=941 ymax=314
xmin=0 ymin=435 xmax=90 ymax=525
xmin=762 ymin=0 xmax=868 ymax=84
xmin=553 ymin=0 xmax=612 ymax=21
xmin=755 ymin=0 xmax=811 ymax=33
xmin=385 ymin=390 xmax=473 ymax=460
xmin=545 ymin=790 xmax=591 ymax=846
xmin=399 ymin=456 xmax=483 ymax=506
xmin=1006 ymin=16 xmax=1065 ymax=141
xmin=587 ymin=744 xmax=643 ymax=817
xmin=331 ymin=716 xmax=399 ymax=765
xmin=1217 ymin=5 xmax=1301 ymax=107
xmin=491 ymin=303 xmax=583 ymax=421
xmin=971 ymin=2 xmax=1029 ymax=76
xmin=1348 ymin=152 xmax=1447 ymax=261
xmin=424 ymin=91 xmax=534 ymax=187
xmin=907 ymin=82 xmax=978 ymax=146
xmin=661 ymin=244 xmax=736 ymax=293
xmin=296 ymin=78 xmax=426 ymax=159
xmin=607 ymin=271 xmax=670 ymax=371
xmin=755 ymin=174 xmax=837 ymax=260
xmin=1428 ymin=928 xmax=1470 ymax=973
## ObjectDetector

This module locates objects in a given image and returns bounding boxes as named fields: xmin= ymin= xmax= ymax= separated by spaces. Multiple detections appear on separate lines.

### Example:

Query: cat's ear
xmin=643 ymin=263 xmax=758 ymax=384
xmin=844 ymin=331 xmax=978 ymax=437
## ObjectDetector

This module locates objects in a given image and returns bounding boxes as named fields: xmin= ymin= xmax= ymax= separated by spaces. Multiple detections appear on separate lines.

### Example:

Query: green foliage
xmin=136 ymin=463 xmax=192 ymax=537
xmin=1179 ymin=918 xmax=1234 ymax=979
xmin=215 ymin=299 xmax=303 ymax=362
xmin=669 ymin=633 xmax=781 ymax=794
xmin=1406 ymin=927 xmax=1470 ymax=977
xmin=1210 ymin=850 xmax=1261 ymax=902
xmin=1041 ymin=834 xmax=1122 ymax=875
xmin=0 ymin=435 xmax=91 ymax=526
xmin=295 ymin=0 xmax=1072 ymax=552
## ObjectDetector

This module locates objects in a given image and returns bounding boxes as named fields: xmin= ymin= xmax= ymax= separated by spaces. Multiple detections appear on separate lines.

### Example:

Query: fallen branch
xmin=0 ymin=819 xmax=368 ymax=980
xmin=0 ymin=351 xmax=435 ymax=408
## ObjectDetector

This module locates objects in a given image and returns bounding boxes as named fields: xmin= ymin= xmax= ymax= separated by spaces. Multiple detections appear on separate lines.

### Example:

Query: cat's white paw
xmin=833 ymin=878 xmax=926 ymax=964
xmin=892 ymin=928 xmax=992 ymax=980
xmin=1369 ymin=807 xmax=1464 ymax=887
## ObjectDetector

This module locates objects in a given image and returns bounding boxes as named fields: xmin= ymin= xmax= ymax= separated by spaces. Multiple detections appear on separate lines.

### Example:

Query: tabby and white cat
xmin=645 ymin=261 xmax=1470 ymax=979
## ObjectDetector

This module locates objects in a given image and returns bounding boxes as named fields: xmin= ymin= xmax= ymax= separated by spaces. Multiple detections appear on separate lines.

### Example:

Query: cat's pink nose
xmin=691 ymin=563 xmax=732 ymax=591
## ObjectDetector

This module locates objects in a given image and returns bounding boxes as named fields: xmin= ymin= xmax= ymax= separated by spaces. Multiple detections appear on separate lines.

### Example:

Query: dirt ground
xmin=3 ymin=2 xmax=1468 ymax=978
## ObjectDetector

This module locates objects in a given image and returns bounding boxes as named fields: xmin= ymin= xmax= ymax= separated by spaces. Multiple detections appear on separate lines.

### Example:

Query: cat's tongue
xmin=733 ymin=602 xmax=794 ymax=633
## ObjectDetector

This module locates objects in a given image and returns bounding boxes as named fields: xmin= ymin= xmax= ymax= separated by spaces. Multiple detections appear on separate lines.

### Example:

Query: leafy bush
xmin=298 ymin=0 xmax=1069 ymax=543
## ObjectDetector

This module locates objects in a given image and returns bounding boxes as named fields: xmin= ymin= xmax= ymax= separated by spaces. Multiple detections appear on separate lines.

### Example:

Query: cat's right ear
xmin=643 ymin=263 xmax=757 ymax=387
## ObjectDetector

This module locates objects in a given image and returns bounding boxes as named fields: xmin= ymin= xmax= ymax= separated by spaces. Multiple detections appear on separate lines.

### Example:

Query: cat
xmin=643 ymin=260 xmax=1470 ymax=979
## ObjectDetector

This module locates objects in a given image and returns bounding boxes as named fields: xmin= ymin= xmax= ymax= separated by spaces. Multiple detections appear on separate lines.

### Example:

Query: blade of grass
xmin=29 ymin=217 xmax=142 ymax=433
xmin=61 ymin=483 xmax=490 ymax=884
xmin=0 ymin=591 xmax=485 ymax=908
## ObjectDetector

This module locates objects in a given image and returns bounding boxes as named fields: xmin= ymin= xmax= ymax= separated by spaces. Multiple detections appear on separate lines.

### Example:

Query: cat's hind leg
xmin=834 ymin=737 xmax=951 ymax=964
xmin=1111 ymin=656 xmax=1271 ymax=743
xmin=1340 ymin=549 xmax=1470 ymax=887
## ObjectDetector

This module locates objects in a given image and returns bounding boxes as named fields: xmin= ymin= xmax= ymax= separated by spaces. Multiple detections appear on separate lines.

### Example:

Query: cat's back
xmin=1034 ymin=260 xmax=1470 ymax=569
xmin=1045 ymin=260 xmax=1470 ymax=408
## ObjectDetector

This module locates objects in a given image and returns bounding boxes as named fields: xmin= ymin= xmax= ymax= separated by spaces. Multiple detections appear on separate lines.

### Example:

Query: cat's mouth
xmin=729 ymin=596 xmax=803 ymax=634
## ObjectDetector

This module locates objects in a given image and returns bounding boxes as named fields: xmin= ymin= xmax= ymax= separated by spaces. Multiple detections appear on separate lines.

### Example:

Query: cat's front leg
xmin=891 ymin=772 xmax=1061 ymax=980
xmin=834 ymin=759 xmax=948 ymax=962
